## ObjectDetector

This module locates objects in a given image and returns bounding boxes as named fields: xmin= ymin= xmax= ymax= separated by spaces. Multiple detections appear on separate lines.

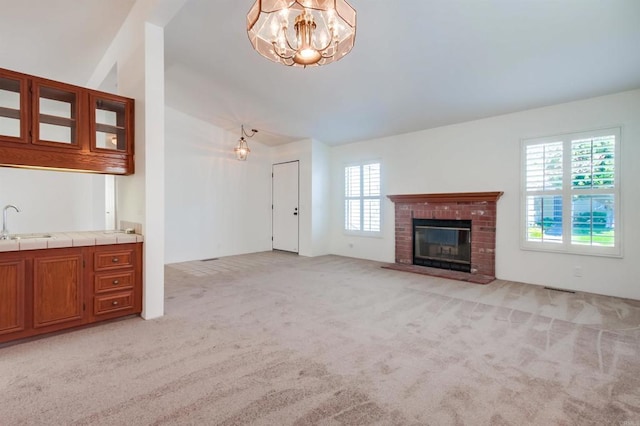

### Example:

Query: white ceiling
xmin=164 ymin=0 xmax=640 ymax=146
xmin=0 ymin=0 xmax=136 ymax=86
xmin=2 ymin=0 xmax=639 ymax=147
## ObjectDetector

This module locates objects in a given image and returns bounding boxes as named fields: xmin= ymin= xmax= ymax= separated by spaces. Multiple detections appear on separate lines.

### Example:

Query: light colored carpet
xmin=1 ymin=252 xmax=640 ymax=425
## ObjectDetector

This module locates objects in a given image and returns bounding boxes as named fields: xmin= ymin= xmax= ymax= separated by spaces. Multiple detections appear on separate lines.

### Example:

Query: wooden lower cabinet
xmin=0 ymin=243 xmax=142 ymax=344
xmin=0 ymin=259 xmax=26 ymax=336
xmin=94 ymin=291 xmax=134 ymax=315
xmin=33 ymin=252 xmax=83 ymax=328
xmin=90 ymin=244 xmax=142 ymax=322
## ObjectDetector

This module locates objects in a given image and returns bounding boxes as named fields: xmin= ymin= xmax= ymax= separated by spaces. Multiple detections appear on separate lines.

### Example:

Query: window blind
xmin=345 ymin=162 xmax=381 ymax=233
xmin=522 ymin=128 xmax=619 ymax=256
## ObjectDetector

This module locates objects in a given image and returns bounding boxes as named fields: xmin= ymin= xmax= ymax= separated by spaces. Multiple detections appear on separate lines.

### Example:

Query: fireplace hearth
xmin=387 ymin=192 xmax=503 ymax=283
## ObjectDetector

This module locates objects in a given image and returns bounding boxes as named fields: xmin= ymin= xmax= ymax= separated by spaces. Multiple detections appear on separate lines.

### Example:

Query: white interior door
xmin=272 ymin=161 xmax=299 ymax=253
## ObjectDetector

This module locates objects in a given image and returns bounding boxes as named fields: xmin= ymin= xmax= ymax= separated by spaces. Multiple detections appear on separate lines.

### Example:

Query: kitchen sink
xmin=10 ymin=233 xmax=53 ymax=240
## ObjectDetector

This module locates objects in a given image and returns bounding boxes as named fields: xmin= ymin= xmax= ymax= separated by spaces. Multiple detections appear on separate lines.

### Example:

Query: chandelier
xmin=234 ymin=125 xmax=258 ymax=161
xmin=247 ymin=0 xmax=356 ymax=67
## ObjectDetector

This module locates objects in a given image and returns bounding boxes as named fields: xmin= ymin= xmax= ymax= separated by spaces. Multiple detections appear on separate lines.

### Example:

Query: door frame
xmin=272 ymin=160 xmax=300 ymax=253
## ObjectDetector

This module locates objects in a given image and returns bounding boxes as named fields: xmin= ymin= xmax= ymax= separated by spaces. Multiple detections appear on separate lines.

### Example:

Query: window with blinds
xmin=522 ymin=128 xmax=620 ymax=256
xmin=345 ymin=162 xmax=381 ymax=233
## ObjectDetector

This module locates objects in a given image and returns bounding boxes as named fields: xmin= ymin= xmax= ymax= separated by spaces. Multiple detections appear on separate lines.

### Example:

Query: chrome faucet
xmin=1 ymin=205 xmax=20 ymax=240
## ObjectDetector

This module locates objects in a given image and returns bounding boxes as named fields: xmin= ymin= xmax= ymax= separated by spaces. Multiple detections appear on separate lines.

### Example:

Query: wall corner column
xmin=141 ymin=22 xmax=165 ymax=319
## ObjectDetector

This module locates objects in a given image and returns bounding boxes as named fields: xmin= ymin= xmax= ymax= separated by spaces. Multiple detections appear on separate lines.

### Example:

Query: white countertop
xmin=0 ymin=231 xmax=144 ymax=252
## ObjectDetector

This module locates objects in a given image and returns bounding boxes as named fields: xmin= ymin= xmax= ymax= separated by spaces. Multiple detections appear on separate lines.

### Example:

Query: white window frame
xmin=344 ymin=161 xmax=382 ymax=236
xmin=520 ymin=127 xmax=621 ymax=257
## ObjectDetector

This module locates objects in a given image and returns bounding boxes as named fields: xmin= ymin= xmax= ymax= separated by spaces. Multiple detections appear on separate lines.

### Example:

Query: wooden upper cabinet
xmin=32 ymin=79 xmax=85 ymax=150
xmin=0 ymin=67 xmax=134 ymax=175
xmin=90 ymin=92 xmax=133 ymax=155
xmin=0 ymin=69 xmax=29 ymax=145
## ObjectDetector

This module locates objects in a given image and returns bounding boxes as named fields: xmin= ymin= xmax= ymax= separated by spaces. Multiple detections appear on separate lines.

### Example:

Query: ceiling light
xmin=247 ymin=0 xmax=356 ymax=68
xmin=234 ymin=125 xmax=258 ymax=161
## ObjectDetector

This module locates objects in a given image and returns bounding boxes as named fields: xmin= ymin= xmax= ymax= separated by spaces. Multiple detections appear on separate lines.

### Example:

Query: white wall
xmin=330 ymin=89 xmax=640 ymax=300
xmin=164 ymin=107 xmax=272 ymax=264
xmin=311 ymin=139 xmax=331 ymax=256
xmin=0 ymin=168 xmax=105 ymax=234
xmin=164 ymin=129 xmax=332 ymax=262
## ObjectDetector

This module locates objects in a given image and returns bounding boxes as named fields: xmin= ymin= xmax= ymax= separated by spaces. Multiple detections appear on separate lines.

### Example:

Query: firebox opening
xmin=413 ymin=219 xmax=472 ymax=273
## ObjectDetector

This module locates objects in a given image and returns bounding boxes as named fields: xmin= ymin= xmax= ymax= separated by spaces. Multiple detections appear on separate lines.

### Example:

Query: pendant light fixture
xmin=247 ymin=0 xmax=356 ymax=68
xmin=235 ymin=125 xmax=258 ymax=161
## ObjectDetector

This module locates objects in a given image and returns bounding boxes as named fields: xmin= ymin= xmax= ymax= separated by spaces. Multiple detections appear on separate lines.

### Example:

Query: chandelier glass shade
xmin=234 ymin=125 xmax=257 ymax=161
xmin=234 ymin=137 xmax=250 ymax=161
xmin=247 ymin=0 xmax=356 ymax=68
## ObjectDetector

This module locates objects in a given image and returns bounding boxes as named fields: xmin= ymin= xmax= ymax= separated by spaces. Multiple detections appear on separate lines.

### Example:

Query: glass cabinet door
xmin=91 ymin=95 xmax=129 ymax=153
xmin=0 ymin=73 xmax=28 ymax=143
xmin=33 ymin=82 xmax=81 ymax=148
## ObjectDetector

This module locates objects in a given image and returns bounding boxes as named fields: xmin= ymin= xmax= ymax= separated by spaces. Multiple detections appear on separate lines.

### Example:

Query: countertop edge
xmin=0 ymin=231 xmax=144 ymax=252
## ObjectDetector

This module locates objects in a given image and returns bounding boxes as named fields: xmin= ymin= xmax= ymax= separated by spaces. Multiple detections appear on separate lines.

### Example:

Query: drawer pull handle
xmin=113 ymin=280 xmax=119 ymax=285
xmin=112 ymin=301 xmax=119 ymax=306
xmin=112 ymin=257 xmax=119 ymax=263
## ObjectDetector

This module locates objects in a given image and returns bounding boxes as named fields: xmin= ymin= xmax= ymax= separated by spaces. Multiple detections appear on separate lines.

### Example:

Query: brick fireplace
xmin=387 ymin=192 xmax=503 ymax=282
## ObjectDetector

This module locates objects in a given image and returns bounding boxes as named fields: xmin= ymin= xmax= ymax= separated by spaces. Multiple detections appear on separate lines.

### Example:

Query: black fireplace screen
xmin=413 ymin=219 xmax=471 ymax=272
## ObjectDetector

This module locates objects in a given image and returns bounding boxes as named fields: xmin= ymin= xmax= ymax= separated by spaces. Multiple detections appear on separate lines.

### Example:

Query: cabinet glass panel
xmin=0 ymin=77 xmax=22 ymax=138
xmin=95 ymin=99 xmax=126 ymax=151
xmin=38 ymin=86 xmax=77 ymax=144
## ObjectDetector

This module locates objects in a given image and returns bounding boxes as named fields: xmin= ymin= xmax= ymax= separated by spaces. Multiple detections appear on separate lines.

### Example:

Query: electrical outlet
xmin=573 ymin=266 xmax=583 ymax=277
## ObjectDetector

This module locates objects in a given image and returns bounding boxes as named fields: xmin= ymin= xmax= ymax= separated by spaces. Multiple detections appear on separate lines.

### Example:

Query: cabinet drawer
xmin=95 ymin=249 xmax=134 ymax=270
xmin=95 ymin=271 xmax=134 ymax=294
xmin=94 ymin=292 xmax=133 ymax=315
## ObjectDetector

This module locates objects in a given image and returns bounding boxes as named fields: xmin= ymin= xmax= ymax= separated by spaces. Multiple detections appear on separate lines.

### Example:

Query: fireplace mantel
xmin=388 ymin=191 xmax=503 ymax=204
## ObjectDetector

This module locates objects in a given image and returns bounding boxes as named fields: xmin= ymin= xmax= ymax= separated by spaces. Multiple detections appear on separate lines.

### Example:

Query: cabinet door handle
xmin=113 ymin=280 xmax=119 ymax=285
xmin=112 ymin=257 xmax=119 ymax=263
xmin=112 ymin=301 xmax=119 ymax=306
